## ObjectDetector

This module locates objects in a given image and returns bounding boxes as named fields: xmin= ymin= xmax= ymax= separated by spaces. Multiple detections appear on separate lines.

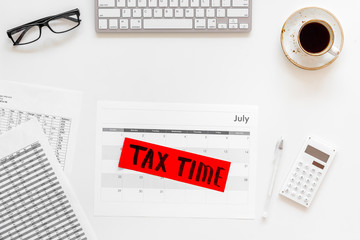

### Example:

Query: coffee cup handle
xmin=328 ymin=46 xmax=340 ymax=56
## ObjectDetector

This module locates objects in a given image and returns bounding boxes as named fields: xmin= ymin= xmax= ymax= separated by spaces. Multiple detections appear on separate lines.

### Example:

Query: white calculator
xmin=280 ymin=136 xmax=336 ymax=207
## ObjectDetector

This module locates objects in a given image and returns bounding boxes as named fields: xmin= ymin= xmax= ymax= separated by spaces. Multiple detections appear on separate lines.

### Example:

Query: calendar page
xmin=95 ymin=102 xmax=257 ymax=218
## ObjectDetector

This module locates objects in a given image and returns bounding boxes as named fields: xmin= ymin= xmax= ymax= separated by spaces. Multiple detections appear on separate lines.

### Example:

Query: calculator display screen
xmin=305 ymin=145 xmax=329 ymax=163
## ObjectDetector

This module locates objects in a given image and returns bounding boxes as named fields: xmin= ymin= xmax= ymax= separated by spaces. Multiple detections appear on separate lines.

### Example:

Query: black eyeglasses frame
xmin=7 ymin=8 xmax=81 ymax=46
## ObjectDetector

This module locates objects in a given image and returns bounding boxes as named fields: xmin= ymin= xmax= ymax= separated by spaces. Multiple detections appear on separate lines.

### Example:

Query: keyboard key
xmin=154 ymin=9 xmax=163 ymax=17
xmin=109 ymin=19 xmax=118 ymax=29
xmin=227 ymin=8 xmax=248 ymax=17
xmin=143 ymin=9 xmax=152 ymax=17
xmin=164 ymin=9 xmax=174 ymax=17
xmin=229 ymin=18 xmax=238 ymax=24
xmin=194 ymin=19 xmax=206 ymax=29
xmin=201 ymin=0 xmax=210 ymax=7
xmin=222 ymin=0 xmax=230 ymax=7
xmin=185 ymin=8 xmax=194 ymax=17
xmin=143 ymin=19 xmax=193 ymax=29
xmin=218 ymin=23 xmax=227 ymax=29
xmin=196 ymin=9 xmax=205 ymax=17
xmin=207 ymin=19 xmax=216 ymax=28
xmin=130 ymin=19 xmax=142 ymax=29
xmin=117 ymin=0 xmax=126 ymax=6
xmin=180 ymin=0 xmax=189 ymax=6
xmin=133 ymin=9 xmax=142 ymax=17
xmin=170 ymin=0 xmax=179 ymax=7
xmin=122 ymin=9 xmax=131 ymax=17
xmin=175 ymin=9 xmax=184 ymax=17
xmin=120 ymin=19 xmax=129 ymax=29
xmin=149 ymin=0 xmax=158 ymax=7
xmin=212 ymin=0 xmax=220 ymax=7
xmin=206 ymin=8 xmax=215 ymax=17
xmin=216 ymin=8 xmax=225 ymax=17
xmin=138 ymin=0 xmax=147 ymax=7
xmin=159 ymin=0 xmax=168 ymax=7
xmin=99 ymin=0 xmax=115 ymax=7
xmin=239 ymin=23 xmax=248 ymax=29
xmin=232 ymin=0 xmax=248 ymax=7
xmin=99 ymin=9 xmax=121 ymax=17
xmin=191 ymin=0 xmax=200 ymax=6
xmin=127 ymin=0 xmax=136 ymax=7
xmin=99 ymin=19 xmax=108 ymax=29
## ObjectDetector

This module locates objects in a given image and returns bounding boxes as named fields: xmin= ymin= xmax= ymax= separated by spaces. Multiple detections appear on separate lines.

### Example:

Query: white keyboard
xmin=95 ymin=0 xmax=252 ymax=32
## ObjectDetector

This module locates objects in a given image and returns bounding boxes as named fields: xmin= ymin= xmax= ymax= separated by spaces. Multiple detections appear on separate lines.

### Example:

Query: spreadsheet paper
xmin=95 ymin=102 xmax=258 ymax=218
xmin=0 ymin=81 xmax=82 ymax=173
xmin=0 ymin=120 xmax=97 ymax=240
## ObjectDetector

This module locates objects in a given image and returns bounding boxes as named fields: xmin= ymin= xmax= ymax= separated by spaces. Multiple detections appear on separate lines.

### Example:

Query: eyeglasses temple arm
xmin=14 ymin=27 xmax=32 ymax=45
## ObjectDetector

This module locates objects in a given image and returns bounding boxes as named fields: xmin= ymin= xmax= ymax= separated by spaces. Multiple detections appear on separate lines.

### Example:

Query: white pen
xmin=262 ymin=137 xmax=284 ymax=219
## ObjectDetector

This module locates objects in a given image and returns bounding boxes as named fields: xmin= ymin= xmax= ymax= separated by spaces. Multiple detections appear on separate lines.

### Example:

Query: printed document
xmin=0 ymin=120 xmax=97 ymax=240
xmin=0 ymin=81 xmax=82 ymax=173
xmin=95 ymin=102 xmax=258 ymax=218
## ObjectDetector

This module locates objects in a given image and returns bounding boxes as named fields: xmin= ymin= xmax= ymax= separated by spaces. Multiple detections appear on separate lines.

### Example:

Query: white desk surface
xmin=1 ymin=0 xmax=359 ymax=239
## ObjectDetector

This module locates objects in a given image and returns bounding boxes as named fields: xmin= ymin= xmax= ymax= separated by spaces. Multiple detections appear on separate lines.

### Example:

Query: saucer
xmin=281 ymin=7 xmax=344 ymax=70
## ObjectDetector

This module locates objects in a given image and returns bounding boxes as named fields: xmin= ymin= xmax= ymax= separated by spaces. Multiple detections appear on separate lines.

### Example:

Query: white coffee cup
xmin=298 ymin=19 xmax=340 ymax=57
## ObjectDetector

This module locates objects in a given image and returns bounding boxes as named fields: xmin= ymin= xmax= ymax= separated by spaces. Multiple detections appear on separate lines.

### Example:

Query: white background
xmin=1 ymin=0 xmax=360 ymax=239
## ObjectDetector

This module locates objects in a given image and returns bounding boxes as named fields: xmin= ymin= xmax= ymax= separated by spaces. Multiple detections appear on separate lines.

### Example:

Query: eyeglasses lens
xmin=48 ymin=13 xmax=80 ymax=33
xmin=11 ymin=26 xmax=41 ymax=45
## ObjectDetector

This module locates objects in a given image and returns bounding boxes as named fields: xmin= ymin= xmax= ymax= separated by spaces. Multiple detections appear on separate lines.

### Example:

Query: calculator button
xmin=315 ymin=176 xmax=319 ymax=181
xmin=317 ymin=172 xmax=322 ymax=176
xmin=296 ymin=181 xmax=301 ymax=186
xmin=296 ymin=167 xmax=300 ymax=172
xmin=298 ymin=162 xmax=303 ymax=166
xmin=306 ymin=178 xmax=310 ymax=183
xmin=304 ymin=198 xmax=309 ymax=203
xmin=309 ymin=187 xmax=314 ymax=192
xmin=311 ymin=168 xmax=316 ymax=173
xmin=294 ymin=186 xmax=298 ymax=191
xmin=302 ymin=170 xmax=306 ymax=175
xmin=309 ymin=173 xmax=313 ymax=178
xmin=303 ymin=184 xmax=307 ymax=189
xmin=297 ymin=194 xmax=302 ymax=199
xmin=287 ymin=183 xmax=292 ymax=188
xmin=299 ymin=175 xmax=304 ymax=180
xmin=300 ymin=189 xmax=305 ymax=194
xmin=312 ymin=182 xmax=317 ymax=186
xmin=305 ymin=165 xmax=309 ymax=170
xmin=291 ymin=191 xmax=296 ymax=196
xmin=290 ymin=177 xmax=295 ymax=182
xmin=307 ymin=193 xmax=311 ymax=197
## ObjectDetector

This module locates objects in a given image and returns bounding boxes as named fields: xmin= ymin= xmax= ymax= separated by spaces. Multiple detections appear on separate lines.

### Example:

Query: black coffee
xmin=299 ymin=22 xmax=330 ymax=54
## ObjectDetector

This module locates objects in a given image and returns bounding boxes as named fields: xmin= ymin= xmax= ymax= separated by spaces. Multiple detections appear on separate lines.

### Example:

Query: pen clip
xmin=273 ymin=138 xmax=283 ymax=163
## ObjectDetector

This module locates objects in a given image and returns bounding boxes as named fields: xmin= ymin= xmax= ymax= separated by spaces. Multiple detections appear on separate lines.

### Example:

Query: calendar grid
xmin=100 ymin=127 xmax=251 ymax=205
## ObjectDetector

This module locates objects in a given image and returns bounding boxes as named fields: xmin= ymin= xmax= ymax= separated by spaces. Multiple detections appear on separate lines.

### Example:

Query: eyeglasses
xmin=7 ymin=9 xmax=81 ymax=46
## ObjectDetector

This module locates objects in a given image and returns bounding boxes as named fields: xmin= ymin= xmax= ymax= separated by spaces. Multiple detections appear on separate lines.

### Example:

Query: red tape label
xmin=119 ymin=138 xmax=231 ymax=192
